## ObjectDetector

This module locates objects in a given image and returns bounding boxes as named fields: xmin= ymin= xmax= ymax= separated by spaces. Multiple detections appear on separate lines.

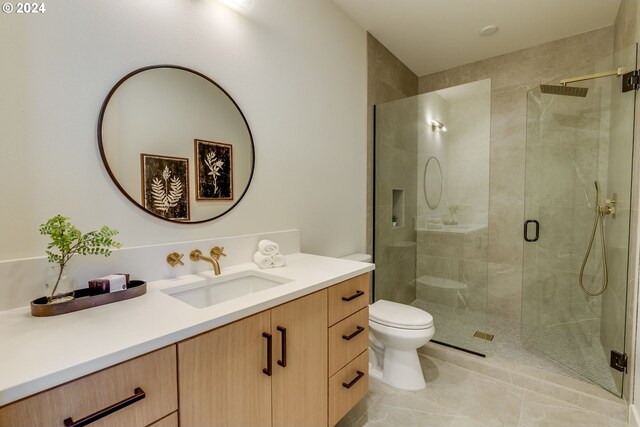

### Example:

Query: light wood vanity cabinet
xmin=0 ymin=346 xmax=178 ymax=427
xmin=149 ymin=412 xmax=179 ymax=427
xmin=327 ymin=274 xmax=370 ymax=427
xmin=0 ymin=273 xmax=370 ymax=427
xmin=179 ymin=289 xmax=328 ymax=427
xmin=178 ymin=310 xmax=273 ymax=427
xmin=178 ymin=273 xmax=370 ymax=427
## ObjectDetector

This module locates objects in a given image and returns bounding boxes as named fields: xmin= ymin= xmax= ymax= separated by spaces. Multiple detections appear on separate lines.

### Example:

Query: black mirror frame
xmin=97 ymin=65 xmax=255 ymax=224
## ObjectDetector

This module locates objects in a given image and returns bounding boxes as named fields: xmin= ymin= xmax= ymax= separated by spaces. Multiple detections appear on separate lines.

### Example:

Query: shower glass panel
xmin=374 ymin=79 xmax=491 ymax=355
xmin=523 ymin=45 xmax=637 ymax=396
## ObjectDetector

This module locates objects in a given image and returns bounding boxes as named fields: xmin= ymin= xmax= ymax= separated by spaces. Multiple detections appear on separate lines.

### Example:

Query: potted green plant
xmin=444 ymin=204 xmax=462 ymax=225
xmin=392 ymin=215 xmax=398 ymax=227
xmin=39 ymin=215 xmax=122 ymax=303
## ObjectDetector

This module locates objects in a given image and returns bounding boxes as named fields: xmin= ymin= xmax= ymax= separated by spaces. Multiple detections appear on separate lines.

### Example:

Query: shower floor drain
xmin=473 ymin=331 xmax=495 ymax=341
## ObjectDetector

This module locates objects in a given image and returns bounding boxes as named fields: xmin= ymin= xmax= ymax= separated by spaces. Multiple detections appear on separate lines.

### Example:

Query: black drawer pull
xmin=342 ymin=326 xmax=365 ymax=341
xmin=342 ymin=370 xmax=365 ymax=389
xmin=63 ymin=387 xmax=145 ymax=427
xmin=277 ymin=326 xmax=287 ymax=368
xmin=342 ymin=290 xmax=364 ymax=302
xmin=262 ymin=332 xmax=272 ymax=376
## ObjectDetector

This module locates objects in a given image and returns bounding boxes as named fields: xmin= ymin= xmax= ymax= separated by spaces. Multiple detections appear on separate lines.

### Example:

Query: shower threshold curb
xmin=419 ymin=342 xmax=628 ymax=423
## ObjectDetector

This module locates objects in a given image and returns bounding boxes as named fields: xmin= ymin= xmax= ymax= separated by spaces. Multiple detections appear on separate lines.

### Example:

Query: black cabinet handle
xmin=342 ymin=326 xmax=365 ymax=341
xmin=342 ymin=290 xmax=364 ymax=302
xmin=342 ymin=370 xmax=365 ymax=389
xmin=63 ymin=387 xmax=145 ymax=427
xmin=262 ymin=332 xmax=272 ymax=376
xmin=524 ymin=220 xmax=540 ymax=242
xmin=277 ymin=326 xmax=287 ymax=368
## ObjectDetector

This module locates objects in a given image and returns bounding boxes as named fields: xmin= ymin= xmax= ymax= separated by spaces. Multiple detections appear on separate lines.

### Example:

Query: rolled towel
xmin=258 ymin=239 xmax=279 ymax=255
xmin=272 ymin=252 xmax=286 ymax=267
xmin=253 ymin=251 xmax=273 ymax=269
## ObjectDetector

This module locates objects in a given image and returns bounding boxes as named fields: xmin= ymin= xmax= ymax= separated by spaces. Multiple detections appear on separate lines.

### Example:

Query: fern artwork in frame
xmin=195 ymin=139 xmax=233 ymax=201
xmin=140 ymin=153 xmax=190 ymax=220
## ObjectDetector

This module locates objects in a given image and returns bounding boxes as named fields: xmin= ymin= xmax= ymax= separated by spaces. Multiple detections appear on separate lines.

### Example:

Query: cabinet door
xmin=178 ymin=311 xmax=272 ymax=427
xmin=271 ymin=290 xmax=328 ymax=427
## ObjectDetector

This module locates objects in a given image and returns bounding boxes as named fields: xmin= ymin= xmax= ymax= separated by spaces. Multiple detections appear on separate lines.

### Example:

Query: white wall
xmin=0 ymin=0 xmax=367 ymax=261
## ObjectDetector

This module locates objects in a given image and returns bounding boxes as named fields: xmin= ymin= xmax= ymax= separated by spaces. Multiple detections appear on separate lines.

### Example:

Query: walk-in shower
xmin=373 ymin=44 xmax=637 ymax=397
xmin=522 ymin=44 xmax=636 ymax=396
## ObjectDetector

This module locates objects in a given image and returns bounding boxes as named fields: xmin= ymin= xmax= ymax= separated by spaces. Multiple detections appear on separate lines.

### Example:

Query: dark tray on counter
xmin=30 ymin=280 xmax=147 ymax=317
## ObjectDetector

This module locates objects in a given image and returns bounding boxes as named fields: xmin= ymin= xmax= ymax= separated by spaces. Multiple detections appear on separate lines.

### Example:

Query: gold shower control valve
xmin=601 ymin=199 xmax=616 ymax=216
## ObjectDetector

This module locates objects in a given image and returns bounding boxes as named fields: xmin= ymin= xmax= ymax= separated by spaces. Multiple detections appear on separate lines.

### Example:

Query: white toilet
xmin=339 ymin=254 xmax=435 ymax=391
xmin=369 ymin=299 xmax=434 ymax=390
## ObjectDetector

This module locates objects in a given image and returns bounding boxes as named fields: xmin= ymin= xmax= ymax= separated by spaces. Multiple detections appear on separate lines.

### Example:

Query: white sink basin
xmin=163 ymin=270 xmax=292 ymax=309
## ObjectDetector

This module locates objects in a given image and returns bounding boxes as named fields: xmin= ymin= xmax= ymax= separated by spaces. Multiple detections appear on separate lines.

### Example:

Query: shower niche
xmin=391 ymin=189 xmax=404 ymax=228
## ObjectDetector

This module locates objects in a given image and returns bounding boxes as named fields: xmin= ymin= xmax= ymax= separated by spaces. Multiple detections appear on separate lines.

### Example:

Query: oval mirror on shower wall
xmin=424 ymin=156 xmax=442 ymax=209
xmin=98 ymin=65 xmax=255 ymax=224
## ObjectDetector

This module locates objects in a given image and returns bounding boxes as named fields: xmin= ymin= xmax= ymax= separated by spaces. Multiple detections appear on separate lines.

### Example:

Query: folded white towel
xmin=272 ymin=252 xmax=286 ymax=267
xmin=258 ymin=239 xmax=279 ymax=255
xmin=253 ymin=251 xmax=273 ymax=269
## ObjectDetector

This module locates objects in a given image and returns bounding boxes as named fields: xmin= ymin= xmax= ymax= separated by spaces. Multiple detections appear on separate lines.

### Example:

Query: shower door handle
xmin=524 ymin=220 xmax=539 ymax=242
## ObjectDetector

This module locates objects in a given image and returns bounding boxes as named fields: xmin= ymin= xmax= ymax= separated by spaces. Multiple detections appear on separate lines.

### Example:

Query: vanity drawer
xmin=329 ymin=307 xmax=369 ymax=376
xmin=328 ymin=273 xmax=369 ymax=326
xmin=328 ymin=350 xmax=368 ymax=427
xmin=0 ymin=346 xmax=178 ymax=427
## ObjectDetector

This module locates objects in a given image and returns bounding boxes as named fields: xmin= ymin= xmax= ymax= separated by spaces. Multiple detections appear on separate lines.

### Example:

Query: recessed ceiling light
xmin=479 ymin=25 xmax=499 ymax=36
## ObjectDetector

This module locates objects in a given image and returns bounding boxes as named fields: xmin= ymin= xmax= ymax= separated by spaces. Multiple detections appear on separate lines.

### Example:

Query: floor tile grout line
xmin=374 ymin=402 xmax=476 ymax=420
xmin=517 ymin=390 xmax=527 ymax=427
xmin=373 ymin=398 xmax=465 ymax=419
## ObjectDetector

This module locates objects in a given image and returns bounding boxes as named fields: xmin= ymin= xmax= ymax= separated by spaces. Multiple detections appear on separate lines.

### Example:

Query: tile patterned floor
xmin=411 ymin=299 xmax=619 ymax=394
xmin=337 ymin=355 xmax=627 ymax=427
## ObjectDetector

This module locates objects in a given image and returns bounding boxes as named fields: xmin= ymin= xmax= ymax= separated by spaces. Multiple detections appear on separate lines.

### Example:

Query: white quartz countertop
xmin=0 ymin=253 xmax=374 ymax=407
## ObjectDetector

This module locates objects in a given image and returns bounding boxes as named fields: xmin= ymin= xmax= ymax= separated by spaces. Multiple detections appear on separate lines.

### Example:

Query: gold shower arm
xmin=560 ymin=67 xmax=623 ymax=86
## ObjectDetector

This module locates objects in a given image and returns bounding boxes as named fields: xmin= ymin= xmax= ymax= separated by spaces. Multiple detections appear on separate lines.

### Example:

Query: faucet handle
xmin=167 ymin=252 xmax=185 ymax=267
xmin=210 ymin=246 xmax=227 ymax=260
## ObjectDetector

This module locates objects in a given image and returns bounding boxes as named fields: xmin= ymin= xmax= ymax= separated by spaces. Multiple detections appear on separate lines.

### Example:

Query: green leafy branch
xmin=39 ymin=215 xmax=122 ymax=302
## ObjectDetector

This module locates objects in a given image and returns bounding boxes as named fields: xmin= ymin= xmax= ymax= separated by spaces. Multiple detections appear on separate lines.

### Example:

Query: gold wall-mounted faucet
xmin=190 ymin=246 xmax=227 ymax=275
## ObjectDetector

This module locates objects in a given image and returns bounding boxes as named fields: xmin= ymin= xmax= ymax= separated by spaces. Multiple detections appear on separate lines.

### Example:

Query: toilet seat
xmin=369 ymin=300 xmax=433 ymax=330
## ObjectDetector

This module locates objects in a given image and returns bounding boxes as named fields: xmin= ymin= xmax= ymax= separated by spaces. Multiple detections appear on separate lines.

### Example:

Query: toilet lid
xmin=369 ymin=300 xmax=433 ymax=329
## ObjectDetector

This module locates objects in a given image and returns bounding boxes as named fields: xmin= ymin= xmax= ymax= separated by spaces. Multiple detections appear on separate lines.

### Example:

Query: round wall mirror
xmin=424 ymin=156 xmax=442 ymax=209
xmin=98 ymin=65 xmax=254 ymax=223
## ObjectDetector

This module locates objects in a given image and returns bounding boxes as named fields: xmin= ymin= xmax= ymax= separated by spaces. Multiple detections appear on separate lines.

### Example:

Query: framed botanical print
xmin=195 ymin=139 xmax=233 ymax=200
xmin=140 ymin=153 xmax=190 ymax=220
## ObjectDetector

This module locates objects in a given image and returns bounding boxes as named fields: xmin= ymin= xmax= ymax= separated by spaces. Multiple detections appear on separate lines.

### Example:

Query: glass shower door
xmin=374 ymin=79 xmax=491 ymax=356
xmin=522 ymin=45 xmax=637 ymax=396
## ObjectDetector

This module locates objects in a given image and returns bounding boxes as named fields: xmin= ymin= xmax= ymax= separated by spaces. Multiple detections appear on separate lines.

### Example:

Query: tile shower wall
xmin=374 ymin=96 xmax=418 ymax=304
xmin=367 ymin=34 xmax=418 ymax=303
xmin=415 ymin=81 xmax=490 ymax=313
xmin=418 ymin=27 xmax=615 ymax=324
